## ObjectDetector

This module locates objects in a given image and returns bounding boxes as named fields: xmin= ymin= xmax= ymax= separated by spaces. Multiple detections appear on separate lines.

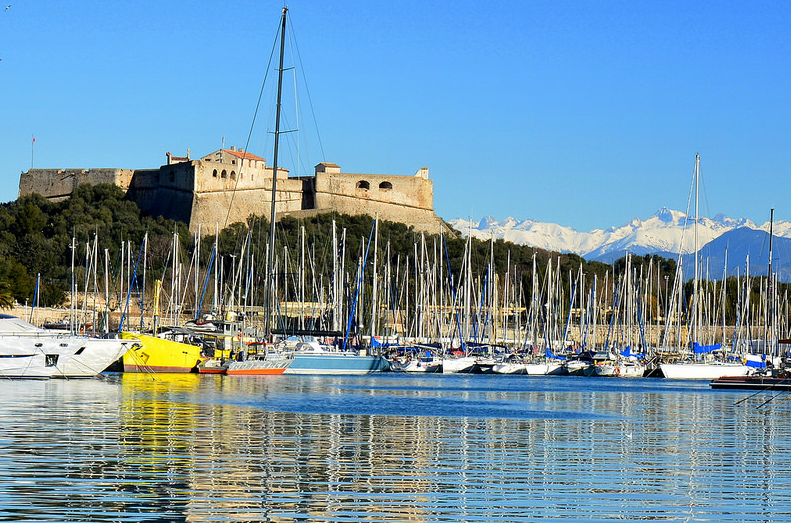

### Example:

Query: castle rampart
xmin=18 ymin=149 xmax=447 ymax=234
xmin=19 ymin=168 xmax=137 ymax=202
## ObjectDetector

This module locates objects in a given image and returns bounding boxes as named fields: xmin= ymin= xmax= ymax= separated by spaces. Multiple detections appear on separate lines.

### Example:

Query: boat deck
xmin=709 ymin=375 xmax=791 ymax=391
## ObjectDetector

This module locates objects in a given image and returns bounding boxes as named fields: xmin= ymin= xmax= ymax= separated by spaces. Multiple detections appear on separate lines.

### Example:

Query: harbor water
xmin=1 ymin=373 xmax=790 ymax=522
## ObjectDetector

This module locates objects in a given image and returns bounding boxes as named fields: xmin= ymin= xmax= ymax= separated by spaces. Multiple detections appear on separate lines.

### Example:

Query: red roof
xmin=222 ymin=149 xmax=266 ymax=162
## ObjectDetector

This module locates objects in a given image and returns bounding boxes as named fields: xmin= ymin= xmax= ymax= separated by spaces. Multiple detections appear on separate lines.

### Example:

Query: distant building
xmin=18 ymin=148 xmax=447 ymax=234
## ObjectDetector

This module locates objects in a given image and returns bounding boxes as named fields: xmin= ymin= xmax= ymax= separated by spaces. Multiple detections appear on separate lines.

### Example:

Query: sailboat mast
xmin=768 ymin=208 xmax=775 ymax=355
xmin=693 ymin=153 xmax=700 ymax=346
xmin=370 ymin=215 xmax=379 ymax=342
xmin=264 ymin=7 xmax=288 ymax=338
xmin=332 ymin=219 xmax=338 ymax=331
xmin=768 ymin=208 xmax=774 ymax=290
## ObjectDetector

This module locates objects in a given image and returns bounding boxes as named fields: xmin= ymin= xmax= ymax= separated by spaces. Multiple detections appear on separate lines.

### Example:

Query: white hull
xmin=524 ymin=362 xmax=565 ymax=376
xmin=442 ymin=356 xmax=478 ymax=373
xmin=564 ymin=360 xmax=594 ymax=376
xmin=594 ymin=363 xmax=645 ymax=378
xmin=593 ymin=364 xmax=617 ymax=377
xmin=0 ymin=315 xmax=136 ymax=378
xmin=403 ymin=358 xmax=443 ymax=373
xmin=492 ymin=362 xmax=527 ymax=374
xmin=617 ymin=364 xmax=645 ymax=378
xmin=660 ymin=362 xmax=751 ymax=380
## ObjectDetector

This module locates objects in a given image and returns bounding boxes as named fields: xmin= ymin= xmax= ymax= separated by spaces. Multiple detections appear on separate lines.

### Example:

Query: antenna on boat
xmin=264 ymin=6 xmax=288 ymax=339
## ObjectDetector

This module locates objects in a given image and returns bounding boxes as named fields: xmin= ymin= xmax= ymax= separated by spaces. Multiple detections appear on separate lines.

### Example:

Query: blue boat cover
xmin=545 ymin=348 xmax=566 ymax=361
xmin=693 ymin=342 xmax=721 ymax=354
xmin=745 ymin=354 xmax=766 ymax=368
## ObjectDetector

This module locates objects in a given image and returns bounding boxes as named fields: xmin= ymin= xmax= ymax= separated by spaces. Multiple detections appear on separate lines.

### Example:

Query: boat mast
xmin=767 ymin=208 xmax=775 ymax=356
xmin=264 ymin=7 xmax=288 ymax=339
xmin=370 ymin=215 xmax=379 ymax=342
xmin=692 ymin=153 xmax=700 ymax=347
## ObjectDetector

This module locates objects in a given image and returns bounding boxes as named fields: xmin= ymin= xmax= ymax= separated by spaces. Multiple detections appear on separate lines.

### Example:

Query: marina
xmin=2 ymin=8 xmax=787 ymax=386
xmin=1 ymin=372 xmax=790 ymax=522
xmin=1 ymin=4 xmax=790 ymax=521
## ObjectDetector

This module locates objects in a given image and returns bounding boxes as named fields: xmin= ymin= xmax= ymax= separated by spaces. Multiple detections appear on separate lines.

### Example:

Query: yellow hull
xmin=121 ymin=332 xmax=205 ymax=373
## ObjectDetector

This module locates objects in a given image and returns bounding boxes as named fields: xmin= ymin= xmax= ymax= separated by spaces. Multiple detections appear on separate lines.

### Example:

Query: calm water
xmin=1 ymin=373 xmax=789 ymax=522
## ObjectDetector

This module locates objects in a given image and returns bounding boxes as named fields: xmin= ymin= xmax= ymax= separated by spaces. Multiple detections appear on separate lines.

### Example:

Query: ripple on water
xmin=0 ymin=374 xmax=790 ymax=521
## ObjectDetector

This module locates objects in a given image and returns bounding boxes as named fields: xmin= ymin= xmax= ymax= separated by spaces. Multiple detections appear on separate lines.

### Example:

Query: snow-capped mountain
xmin=448 ymin=207 xmax=786 ymax=264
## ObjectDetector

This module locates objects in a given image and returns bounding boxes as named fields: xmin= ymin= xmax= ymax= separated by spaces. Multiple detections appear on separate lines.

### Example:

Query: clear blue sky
xmin=1 ymin=1 xmax=789 ymax=231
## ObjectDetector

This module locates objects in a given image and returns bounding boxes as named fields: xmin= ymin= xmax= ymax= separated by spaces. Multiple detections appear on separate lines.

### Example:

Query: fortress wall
xmin=17 ymin=155 xmax=444 ymax=236
xmin=295 ymin=192 xmax=446 ymax=233
xmin=136 ymin=186 xmax=195 ymax=224
xmin=125 ymin=168 xmax=168 ymax=217
xmin=189 ymin=178 xmax=304 ymax=233
xmin=19 ymin=168 xmax=135 ymax=200
xmin=128 ymin=164 xmax=194 ymax=221
xmin=313 ymin=172 xmax=434 ymax=212
xmin=127 ymin=169 xmax=161 ymax=191
xmin=156 ymin=161 xmax=197 ymax=192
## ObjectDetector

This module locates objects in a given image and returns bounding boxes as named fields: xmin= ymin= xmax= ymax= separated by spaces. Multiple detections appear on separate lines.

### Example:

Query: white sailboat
xmin=523 ymin=360 xmax=565 ymax=375
xmin=223 ymin=7 xmax=295 ymax=377
xmin=660 ymin=358 xmax=750 ymax=379
xmin=492 ymin=355 xmax=528 ymax=374
xmin=659 ymin=155 xmax=751 ymax=379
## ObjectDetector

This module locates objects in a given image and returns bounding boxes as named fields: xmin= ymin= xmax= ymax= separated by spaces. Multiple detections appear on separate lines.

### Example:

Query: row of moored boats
xmin=0 ymin=312 xmax=782 ymax=384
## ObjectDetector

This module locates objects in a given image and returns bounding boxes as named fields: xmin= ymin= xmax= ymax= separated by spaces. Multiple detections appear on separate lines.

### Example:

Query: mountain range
xmin=449 ymin=208 xmax=791 ymax=281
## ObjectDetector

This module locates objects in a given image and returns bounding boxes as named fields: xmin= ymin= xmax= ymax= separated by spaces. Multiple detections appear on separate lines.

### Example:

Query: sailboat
xmin=224 ymin=7 xmax=294 ymax=376
xmin=711 ymin=209 xmax=783 ymax=389
xmin=522 ymin=253 xmax=565 ymax=375
xmin=276 ymin=216 xmax=389 ymax=375
xmin=121 ymin=280 xmax=207 ymax=373
xmin=659 ymin=155 xmax=751 ymax=379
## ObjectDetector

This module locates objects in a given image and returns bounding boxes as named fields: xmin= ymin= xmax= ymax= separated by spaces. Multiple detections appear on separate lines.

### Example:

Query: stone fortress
xmin=18 ymin=148 xmax=448 ymax=234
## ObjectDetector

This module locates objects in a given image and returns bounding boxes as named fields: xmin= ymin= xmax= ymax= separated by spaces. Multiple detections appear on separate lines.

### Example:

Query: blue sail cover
xmin=620 ymin=346 xmax=645 ymax=359
xmin=545 ymin=348 xmax=566 ymax=361
xmin=693 ymin=342 xmax=721 ymax=354
xmin=371 ymin=337 xmax=395 ymax=348
xmin=744 ymin=354 xmax=766 ymax=368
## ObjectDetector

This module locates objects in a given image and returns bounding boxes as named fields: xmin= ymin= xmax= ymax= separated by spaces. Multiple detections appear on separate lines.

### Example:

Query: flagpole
xmin=31 ymin=135 xmax=35 ymax=169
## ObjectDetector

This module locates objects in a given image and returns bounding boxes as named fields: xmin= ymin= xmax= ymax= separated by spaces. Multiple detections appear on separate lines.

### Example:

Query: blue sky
xmin=1 ymin=1 xmax=789 ymax=231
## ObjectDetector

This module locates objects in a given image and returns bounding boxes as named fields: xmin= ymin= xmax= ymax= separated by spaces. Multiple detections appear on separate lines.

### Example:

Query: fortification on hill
xmin=18 ymin=148 xmax=448 ymax=234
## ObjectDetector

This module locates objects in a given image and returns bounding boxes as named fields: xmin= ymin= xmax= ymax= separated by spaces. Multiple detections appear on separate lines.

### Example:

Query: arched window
xmin=213 ymin=169 xmax=218 ymax=178
xmin=230 ymin=171 xmax=236 ymax=180
xmin=221 ymin=170 xmax=227 ymax=179
xmin=356 ymin=180 xmax=370 ymax=190
xmin=379 ymin=181 xmax=393 ymax=190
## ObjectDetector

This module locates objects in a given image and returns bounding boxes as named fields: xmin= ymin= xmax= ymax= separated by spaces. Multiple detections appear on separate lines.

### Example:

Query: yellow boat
xmin=119 ymin=279 xmax=206 ymax=373
xmin=121 ymin=331 xmax=205 ymax=373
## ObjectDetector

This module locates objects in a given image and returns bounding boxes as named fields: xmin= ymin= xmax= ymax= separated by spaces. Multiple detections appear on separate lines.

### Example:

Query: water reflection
xmin=0 ymin=374 xmax=790 ymax=521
